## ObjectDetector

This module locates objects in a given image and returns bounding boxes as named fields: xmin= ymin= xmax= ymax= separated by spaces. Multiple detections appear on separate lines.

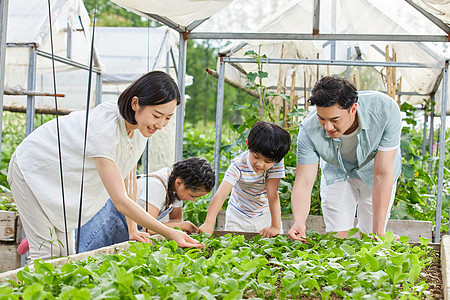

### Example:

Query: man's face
xmin=316 ymin=103 xmax=358 ymax=139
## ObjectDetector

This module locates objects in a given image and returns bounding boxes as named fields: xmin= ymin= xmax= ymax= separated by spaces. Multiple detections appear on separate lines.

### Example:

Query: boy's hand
xmin=198 ymin=222 xmax=214 ymax=234
xmin=259 ymin=226 xmax=280 ymax=238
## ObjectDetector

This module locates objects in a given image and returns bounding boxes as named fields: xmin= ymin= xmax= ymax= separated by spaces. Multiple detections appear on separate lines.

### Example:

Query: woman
xmin=8 ymin=71 xmax=203 ymax=262
xmin=77 ymin=157 xmax=215 ymax=252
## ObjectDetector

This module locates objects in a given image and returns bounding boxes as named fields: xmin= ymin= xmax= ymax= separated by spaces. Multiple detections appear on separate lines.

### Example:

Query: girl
xmin=8 ymin=71 xmax=203 ymax=262
xmin=77 ymin=157 xmax=215 ymax=252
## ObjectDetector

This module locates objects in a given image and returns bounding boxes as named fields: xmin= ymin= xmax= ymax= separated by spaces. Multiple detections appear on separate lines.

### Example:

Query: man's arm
xmin=260 ymin=178 xmax=282 ymax=238
xmin=372 ymin=149 xmax=396 ymax=235
xmin=288 ymin=163 xmax=318 ymax=242
xmin=198 ymin=181 xmax=233 ymax=234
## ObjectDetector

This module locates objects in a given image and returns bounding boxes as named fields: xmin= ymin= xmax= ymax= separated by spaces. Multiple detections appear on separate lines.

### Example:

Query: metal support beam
xmin=313 ymin=0 xmax=320 ymax=35
xmin=187 ymin=32 xmax=449 ymax=43
xmin=186 ymin=18 xmax=210 ymax=32
xmin=435 ymin=60 xmax=448 ymax=244
xmin=36 ymin=49 xmax=101 ymax=73
xmin=174 ymin=33 xmax=186 ymax=162
xmin=25 ymin=47 xmax=37 ymax=136
xmin=222 ymin=57 xmax=437 ymax=69
xmin=0 ymin=0 xmax=8 ymax=157
xmin=213 ymin=58 xmax=225 ymax=194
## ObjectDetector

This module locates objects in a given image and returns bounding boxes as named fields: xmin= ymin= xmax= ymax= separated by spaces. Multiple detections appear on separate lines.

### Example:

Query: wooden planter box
xmin=0 ymin=211 xmax=22 ymax=273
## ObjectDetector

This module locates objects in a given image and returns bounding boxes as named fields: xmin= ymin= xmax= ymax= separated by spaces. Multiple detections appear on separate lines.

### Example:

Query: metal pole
xmin=346 ymin=47 xmax=351 ymax=79
xmin=166 ymin=51 xmax=170 ymax=73
xmin=422 ymin=109 xmax=428 ymax=157
xmin=428 ymin=96 xmax=435 ymax=173
xmin=66 ymin=23 xmax=72 ymax=59
xmin=435 ymin=61 xmax=448 ymax=244
xmin=25 ymin=46 xmax=37 ymax=136
xmin=213 ymin=58 xmax=225 ymax=194
xmin=95 ymin=72 xmax=102 ymax=106
xmin=0 ymin=0 xmax=8 ymax=157
xmin=174 ymin=33 xmax=186 ymax=162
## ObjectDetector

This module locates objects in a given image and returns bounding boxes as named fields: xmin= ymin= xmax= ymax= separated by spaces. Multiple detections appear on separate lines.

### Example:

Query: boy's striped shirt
xmin=223 ymin=150 xmax=285 ymax=218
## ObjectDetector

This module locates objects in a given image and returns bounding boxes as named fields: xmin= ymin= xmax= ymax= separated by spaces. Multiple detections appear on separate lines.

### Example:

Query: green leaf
xmin=340 ymin=244 xmax=355 ymax=256
xmin=408 ymin=265 xmax=422 ymax=284
xmin=348 ymin=228 xmax=360 ymax=237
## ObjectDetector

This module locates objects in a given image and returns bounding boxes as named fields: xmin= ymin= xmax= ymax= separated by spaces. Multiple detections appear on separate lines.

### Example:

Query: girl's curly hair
xmin=166 ymin=157 xmax=215 ymax=207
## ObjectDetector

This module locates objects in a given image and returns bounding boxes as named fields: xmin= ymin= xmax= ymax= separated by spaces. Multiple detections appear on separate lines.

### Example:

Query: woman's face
xmin=132 ymin=97 xmax=178 ymax=138
xmin=174 ymin=179 xmax=209 ymax=201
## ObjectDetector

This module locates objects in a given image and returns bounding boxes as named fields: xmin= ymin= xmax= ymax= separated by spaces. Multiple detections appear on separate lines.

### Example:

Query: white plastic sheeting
xmin=111 ymin=0 xmax=233 ymax=27
xmin=4 ymin=0 xmax=100 ymax=111
xmin=410 ymin=0 xmax=450 ymax=25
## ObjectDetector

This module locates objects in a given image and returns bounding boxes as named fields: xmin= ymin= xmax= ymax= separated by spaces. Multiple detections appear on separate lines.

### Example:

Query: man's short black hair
xmin=309 ymin=75 xmax=358 ymax=109
xmin=118 ymin=71 xmax=181 ymax=125
xmin=247 ymin=121 xmax=291 ymax=163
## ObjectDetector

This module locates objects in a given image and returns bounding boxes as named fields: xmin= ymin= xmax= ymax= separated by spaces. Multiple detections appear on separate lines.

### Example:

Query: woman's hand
xmin=167 ymin=229 xmax=205 ymax=248
xmin=129 ymin=231 xmax=152 ymax=243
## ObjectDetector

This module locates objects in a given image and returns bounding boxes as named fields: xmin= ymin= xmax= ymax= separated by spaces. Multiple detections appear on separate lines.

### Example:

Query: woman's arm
xmin=124 ymin=166 xmax=152 ymax=243
xmin=94 ymin=157 xmax=204 ymax=248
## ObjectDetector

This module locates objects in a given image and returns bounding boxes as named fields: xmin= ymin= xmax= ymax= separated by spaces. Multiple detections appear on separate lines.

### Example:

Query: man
xmin=288 ymin=75 xmax=402 ymax=241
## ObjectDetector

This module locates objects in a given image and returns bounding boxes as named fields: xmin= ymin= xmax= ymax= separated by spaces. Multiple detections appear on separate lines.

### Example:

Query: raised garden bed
xmin=0 ymin=230 xmax=443 ymax=299
xmin=0 ymin=209 xmax=21 ymax=273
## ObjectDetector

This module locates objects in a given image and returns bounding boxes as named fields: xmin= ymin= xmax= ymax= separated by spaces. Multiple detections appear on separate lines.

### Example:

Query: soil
xmin=423 ymin=250 xmax=443 ymax=299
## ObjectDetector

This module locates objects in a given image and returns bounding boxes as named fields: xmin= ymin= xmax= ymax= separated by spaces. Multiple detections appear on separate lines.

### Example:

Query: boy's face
xmin=248 ymin=151 xmax=276 ymax=174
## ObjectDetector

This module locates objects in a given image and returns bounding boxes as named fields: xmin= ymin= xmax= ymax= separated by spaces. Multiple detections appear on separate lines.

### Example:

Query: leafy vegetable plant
xmin=0 ymin=230 xmax=434 ymax=299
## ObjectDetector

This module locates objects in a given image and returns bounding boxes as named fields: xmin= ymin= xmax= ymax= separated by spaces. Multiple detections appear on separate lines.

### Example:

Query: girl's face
xmin=132 ymin=97 xmax=177 ymax=138
xmin=174 ymin=178 xmax=209 ymax=201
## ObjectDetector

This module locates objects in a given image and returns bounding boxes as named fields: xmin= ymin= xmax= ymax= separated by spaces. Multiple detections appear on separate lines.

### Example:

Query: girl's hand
xmin=169 ymin=229 xmax=205 ymax=248
xmin=129 ymin=231 xmax=152 ymax=243
xmin=178 ymin=221 xmax=198 ymax=234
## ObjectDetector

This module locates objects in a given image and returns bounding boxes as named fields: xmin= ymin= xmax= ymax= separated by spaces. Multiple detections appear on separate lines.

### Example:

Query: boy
xmin=199 ymin=121 xmax=291 ymax=237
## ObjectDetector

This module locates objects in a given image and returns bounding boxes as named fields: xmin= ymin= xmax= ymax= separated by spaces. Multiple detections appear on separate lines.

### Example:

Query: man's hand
xmin=260 ymin=226 xmax=280 ymax=238
xmin=198 ymin=222 xmax=214 ymax=234
xmin=288 ymin=222 xmax=307 ymax=242
xmin=129 ymin=231 xmax=152 ymax=243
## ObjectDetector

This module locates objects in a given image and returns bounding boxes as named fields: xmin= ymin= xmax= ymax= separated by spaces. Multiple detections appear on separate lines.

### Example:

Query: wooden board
xmin=0 ymin=211 xmax=17 ymax=242
xmin=0 ymin=243 xmax=20 ymax=273
xmin=216 ymin=211 xmax=433 ymax=243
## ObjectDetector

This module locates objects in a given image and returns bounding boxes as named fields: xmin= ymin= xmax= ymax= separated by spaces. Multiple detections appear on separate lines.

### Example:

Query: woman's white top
xmin=14 ymin=101 xmax=147 ymax=231
xmin=136 ymin=167 xmax=182 ymax=216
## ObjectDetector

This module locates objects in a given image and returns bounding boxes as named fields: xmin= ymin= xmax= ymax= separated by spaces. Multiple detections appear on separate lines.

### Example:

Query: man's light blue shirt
xmin=296 ymin=91 xmax=402 ymax=191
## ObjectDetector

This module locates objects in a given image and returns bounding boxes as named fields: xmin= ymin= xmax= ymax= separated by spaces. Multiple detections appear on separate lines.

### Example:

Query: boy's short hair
xmin=247 ymin=121 xmax=291 ymax=163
